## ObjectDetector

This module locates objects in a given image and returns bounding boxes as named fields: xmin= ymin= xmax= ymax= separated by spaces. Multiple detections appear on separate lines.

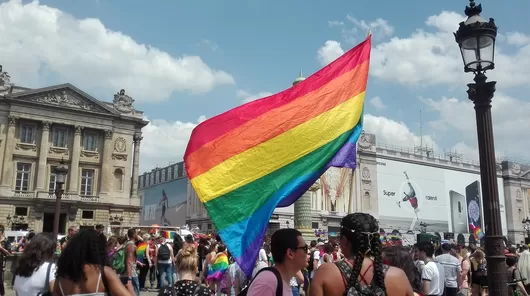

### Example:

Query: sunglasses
xmin=293 ymin=245 xmax=309 ymax=252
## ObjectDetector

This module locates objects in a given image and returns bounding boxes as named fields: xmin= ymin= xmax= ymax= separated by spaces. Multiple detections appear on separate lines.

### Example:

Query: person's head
xmin=340 ymin=213 xmax=385 ymax=293
xmin=509 ymin=246 xmax=517 ymax=254
xmin=142 ymin=233 xmax=150 ymax=242
xmin=107 ymin=236 xmax=118 ymax=252
xmin=441 ymin=243 xmax=451 ymax=254
xmin=176 ymin=246 xmax=198 ymax=275
xmin=310 ymin=240 xmax=317 ymax=249
xmin=416 ymin=242 xmax=434 ymax=260
xmin=173 ymin=234 xmax=184 ymax=253
xmin=185 ymin=234 xmax=194 ymax=244
xmin=412 ymin=244 xmax=420 ymax=260
xmin=67 ymin=226 xmax=78 ymax=238
xmin=473 ymin=249 xmax=485 ymax=262
xmin=15 ymin=233 xmax=56 ymax=277
xmin=208 ymin=242 xmax=218 ymax=253
xmin=506 ymin=255 xmax=517 ymax=267
xmin=56 ymin=229 xmax=108 ymax=283
xmin=95 ymin=224 xmax=104 ymax=234
xmin=270 ymin=229 xmax=307 ymax=271
xmin=523 ymin=245 xmax=529 ymax=251
xmin=26 ymin=231 xmax=35 ymax=242
xmin=382 ymin=246 xmax=421 ymax=294
xmin=323 ymin=243 xmax=333 ymax=254
xmin=217 ymin=244 xmax=226 ymax=253
xmin=127 ymin=229 xmax=136 ymax=240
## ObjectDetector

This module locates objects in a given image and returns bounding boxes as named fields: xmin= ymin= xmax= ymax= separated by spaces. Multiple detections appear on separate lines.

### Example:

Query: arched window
xmin=114 ymin=168 xmax=124 ymax=191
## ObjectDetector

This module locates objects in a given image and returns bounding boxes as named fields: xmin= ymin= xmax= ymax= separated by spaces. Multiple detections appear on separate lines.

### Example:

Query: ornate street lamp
xmin=454 ymin=1 xmax=505 ymax=295
xmin=52 ymin=159 xmax=69 ymax=240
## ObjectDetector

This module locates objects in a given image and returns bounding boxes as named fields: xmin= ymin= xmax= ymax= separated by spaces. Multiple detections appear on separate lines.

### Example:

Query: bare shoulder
xmin=385 ymin=266 xmax=413 ymax=296
xmin=385 ymin=265 xmax=408 ymax=281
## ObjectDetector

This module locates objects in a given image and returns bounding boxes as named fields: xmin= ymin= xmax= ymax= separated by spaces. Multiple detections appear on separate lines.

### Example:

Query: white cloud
xmin=140 ymin=117 xmax=206 ymax=172
xmin=346 ymin=15 xmax=394 ymax=38
xmin=369 ymin=96 xmax=387 ymax=110
xmin=236 ymin=89 xmax=273 ymax=103
xmin=317 ymin=40 xmax=345 ymax=66
xmin=364 ymin=114 xmax=438 ymax=152
xmin=506 ymin=32 xmax=530 ymax=46
xmin=0 ymin=0 xmax=234 ymax=102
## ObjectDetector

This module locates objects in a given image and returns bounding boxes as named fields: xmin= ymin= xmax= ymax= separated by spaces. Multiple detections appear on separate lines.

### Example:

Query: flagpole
xmin=367 ymin=29 xmax=372 ymax=37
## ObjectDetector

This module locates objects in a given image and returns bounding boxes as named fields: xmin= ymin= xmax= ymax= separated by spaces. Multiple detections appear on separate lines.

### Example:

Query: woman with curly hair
xmin=382 ymin=246 xmax=422 ymax=296
xmin=13 ymin=233 xmax=56 ymax=296
xmin=53 ymin=229 xmax=132 ymax=296
xmin=310 ymin=213 xmax=413 ymax=296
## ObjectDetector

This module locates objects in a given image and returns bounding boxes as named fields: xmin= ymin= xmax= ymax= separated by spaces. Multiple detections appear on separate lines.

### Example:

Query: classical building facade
xmin=0 ymin=65 xmax=148 ymax=233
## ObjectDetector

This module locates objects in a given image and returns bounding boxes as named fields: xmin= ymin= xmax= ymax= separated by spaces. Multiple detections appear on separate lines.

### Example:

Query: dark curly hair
xmin=14 ymin=233 xmax=56 ymax=277
xmin=173 ymin=234 xmax=184 ymax=256
xmin=340 ymin=213 xmax=386 ymax=294
xmin=56 ymin=228 xmax=108 ymax=282
xmin=382 ymin=246 xmax=421 ymax=293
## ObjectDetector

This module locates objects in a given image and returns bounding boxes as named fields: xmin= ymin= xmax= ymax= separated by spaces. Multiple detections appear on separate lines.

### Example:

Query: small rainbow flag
xmin=470 ymin=223 xmax=485 ymax=240
xmin=137 ymin=241 xmax=148 ymax=262
xmin=161 ymin=231 xmax=175 ymax=239
xmin=206 ymin=253 xmax=229 ymax=281
xmin=185 ymin=36 xmax=371 ymax=276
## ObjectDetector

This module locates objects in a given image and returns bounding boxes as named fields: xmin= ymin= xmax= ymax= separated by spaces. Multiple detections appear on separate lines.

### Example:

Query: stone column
xmin=35 ymin=121 xmax=51 ymax=191
xmin=295 ymin=182 xmax=320 ymax=243
xmin=131 ymin=133 xmax=142 ymax=199
xmin=1 ymin=116 xmax=17 ymax=187
xmin=67 ymin=126 xmax=83 ymax=194
xmin=99 ymin=129 xmax=114 ymax=195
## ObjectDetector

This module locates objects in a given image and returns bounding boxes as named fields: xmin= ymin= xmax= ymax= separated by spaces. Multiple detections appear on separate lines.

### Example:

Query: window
xmin=312 ymin=222 xmax=319 ymax=229
xmin=155 ymin=171 xmax=160 ymax=183
xmin=173 ymin=165 xmax=178 ymax=179
xmin=15 ymin=207 xmax=28 ymax=216
xmin=48 ymin=167 xmax=56 ymax=193
xmin=19 ymin=125 xmax=35 ymax=144
xmin=167 ymin=166 xmax=172 ymax=180
xmin=82 ymin=131 xmax=98 ymax=151
xmin=149 ymin=174 xmax=154 ymax=185
xmin=161 ymin=169 xmax=166 ymax=182
xmin=80 ymin=169 xmax=94 ymax=196
xmin=207 ymin=224 xmax=212 ymax=230
xmin=52 ymin=127 xmax=68 ymax=147
xmin=114 ymin=168 xmax=123 ymax=191
xmin=177 ymin=163 xmax=184 ymax=178
xmin=15 ymin=163 xmax=31 ymax=193
xmin=81 ymin=210 xmax=94 ymax=220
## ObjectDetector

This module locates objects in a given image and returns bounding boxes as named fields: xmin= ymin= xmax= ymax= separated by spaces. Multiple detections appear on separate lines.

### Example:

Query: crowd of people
xmin=3 ymin=213 xmax=530 ymax=295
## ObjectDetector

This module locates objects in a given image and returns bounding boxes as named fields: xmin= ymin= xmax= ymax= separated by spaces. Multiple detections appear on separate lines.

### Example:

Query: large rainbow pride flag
xmin=184 ymin=36 xmax=371 ymax=276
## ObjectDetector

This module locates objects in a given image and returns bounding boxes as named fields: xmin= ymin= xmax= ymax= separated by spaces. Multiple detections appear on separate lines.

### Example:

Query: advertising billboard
xmin=139 ymin=177 xmax=187 ymax=226
xmin=376 ymin=158 xmax=507 ymax=235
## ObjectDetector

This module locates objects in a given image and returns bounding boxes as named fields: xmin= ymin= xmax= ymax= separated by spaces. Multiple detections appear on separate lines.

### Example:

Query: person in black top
xmin=60 ymin=226 xmax=78 ymax=251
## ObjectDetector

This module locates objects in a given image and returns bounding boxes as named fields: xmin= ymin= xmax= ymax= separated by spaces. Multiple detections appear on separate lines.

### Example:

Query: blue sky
xmin=1 ymin=0 xmax=529 ymax=170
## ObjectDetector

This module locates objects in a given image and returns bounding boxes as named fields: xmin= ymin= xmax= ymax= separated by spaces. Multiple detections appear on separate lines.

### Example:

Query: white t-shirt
xmin=310 ymin=250 xmax=321 ymax=279
xmin=252 ymin=261 xmax=269 ymax=279
xmin=422 ymin=261 xmax=445 ymax=296
xmin=14 ymin=262 xmax=56 ymax=296
xmin=259 ymin=248 xmax=268 ymax=263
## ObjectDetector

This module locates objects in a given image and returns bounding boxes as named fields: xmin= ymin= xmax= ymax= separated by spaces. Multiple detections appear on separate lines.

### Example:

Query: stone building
xmin=0 ymin=65 xmax=148 ymax=233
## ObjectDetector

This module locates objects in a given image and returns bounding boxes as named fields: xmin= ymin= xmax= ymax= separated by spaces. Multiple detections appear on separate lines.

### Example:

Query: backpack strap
xmin=44 ymin=262 xmax=53 ymax=292
xmin=264 ymin=267 xmax=283 ymax=296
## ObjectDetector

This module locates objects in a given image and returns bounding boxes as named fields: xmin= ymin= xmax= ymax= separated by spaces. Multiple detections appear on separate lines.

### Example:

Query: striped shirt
xmin=435 ymin=254 xmax=461 ymax=288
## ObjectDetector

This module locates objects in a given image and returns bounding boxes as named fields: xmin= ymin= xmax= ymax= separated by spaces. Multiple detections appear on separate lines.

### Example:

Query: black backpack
xmin=158 ymin=243 xmax=171 ymax=261
xmin=238 ymin=267 xmax=282 ymax=296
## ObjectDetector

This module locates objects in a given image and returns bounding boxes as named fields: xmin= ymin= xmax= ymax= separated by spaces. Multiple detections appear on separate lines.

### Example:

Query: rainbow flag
xmin=137 ymin=241 xmax=148 ymax=262
xmin=185 ymin=36 xmax=371 ymax=276
xmin=161 ymin=231 xmax=175 ymax=239
xmin=206 ymin=253 xmax=229 ymax=281
xmin=470 ymin=223 xmax=485 ymax=240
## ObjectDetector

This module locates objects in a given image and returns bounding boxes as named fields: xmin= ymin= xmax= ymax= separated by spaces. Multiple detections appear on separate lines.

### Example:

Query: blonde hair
xmin=459 ymin=248 xmax=468 ymax=261
xmin=142 ymin=233 xmax=150 ymax=241
xmin=176 ymin=246 xmax=198 ymax=274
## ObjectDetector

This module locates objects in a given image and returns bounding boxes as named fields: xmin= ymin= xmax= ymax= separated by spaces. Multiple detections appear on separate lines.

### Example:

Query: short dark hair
xmin=271 ymin=229 xmax=302 ymax=264
xmin=441 ymin=243 xmax=451 ymax=252
xmin=506 ymin=256 xmax=517 ymax=267
xmin=417 ymin=241 xmax=435 ymax=257
xmin=127 ymin=229 xmax=136 ymax=239
xmin=26 ymin=232 xmax=35 ymax=241
xmin=310 ymin=240 xmax=317 ymax=248
xmin=95 ymin=224 xmax=104 ymax=230
xmin=185 ymin=234 xmax=194 ymax=243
